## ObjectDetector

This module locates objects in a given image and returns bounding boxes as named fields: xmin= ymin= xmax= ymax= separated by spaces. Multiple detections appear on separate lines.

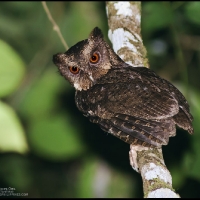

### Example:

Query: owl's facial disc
xmin=52 ymin=29 xmax=111 ymax=91
xmin=53 ymin=53 xmax=95 ymax=91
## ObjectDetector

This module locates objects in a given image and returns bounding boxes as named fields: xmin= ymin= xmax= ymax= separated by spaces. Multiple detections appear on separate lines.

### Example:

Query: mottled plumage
xmin=53 ymin=27 xmax=193 ymax=147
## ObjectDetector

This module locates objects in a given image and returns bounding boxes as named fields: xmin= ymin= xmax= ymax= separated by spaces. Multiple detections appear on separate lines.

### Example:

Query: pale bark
xmin=106 ymin=1 xmax=180 ymax=198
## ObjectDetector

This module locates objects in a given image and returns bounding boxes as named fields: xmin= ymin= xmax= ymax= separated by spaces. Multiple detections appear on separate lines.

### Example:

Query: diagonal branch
xmin=106 ymin=1 xmax=180 ymax=198
xmin=41 ymin=1 xmax=68 ymax=50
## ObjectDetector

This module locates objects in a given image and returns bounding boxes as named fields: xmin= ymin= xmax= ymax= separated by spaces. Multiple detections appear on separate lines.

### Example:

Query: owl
xmin=53 ymin=27 xmax=194 ymax=147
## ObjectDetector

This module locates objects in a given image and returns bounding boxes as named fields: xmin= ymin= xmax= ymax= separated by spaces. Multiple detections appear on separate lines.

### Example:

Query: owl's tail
xmin=96 ymin=114 xmax=177 ymax=147
xmin=173 ymin=106 xmax=194 ymax=134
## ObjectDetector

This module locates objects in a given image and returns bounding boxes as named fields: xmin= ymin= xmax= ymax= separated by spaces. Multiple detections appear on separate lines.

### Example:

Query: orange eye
xmin=69 ymin=66 xmax=80 ymax=74
xmin=90 ymin=53 xmax=99 ymax=63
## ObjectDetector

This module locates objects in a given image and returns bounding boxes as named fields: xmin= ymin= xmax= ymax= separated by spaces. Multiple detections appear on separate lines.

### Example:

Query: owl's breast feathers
xmin=75 ymin=66 xmax=193 ymax=147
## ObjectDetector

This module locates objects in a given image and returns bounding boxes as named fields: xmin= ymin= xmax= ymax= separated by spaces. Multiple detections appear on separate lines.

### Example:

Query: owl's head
xmin=53 ymin=27 xmax=122 ymax=91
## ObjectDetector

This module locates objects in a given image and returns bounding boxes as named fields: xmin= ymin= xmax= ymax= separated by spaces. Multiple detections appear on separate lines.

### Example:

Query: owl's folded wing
xmin=87 ymin=80 xmax=179 ymax=146
xmin=104 ymin=80 xmax=179 ymax=120
xmin=90 ymin=114 xmax=175 ymax=147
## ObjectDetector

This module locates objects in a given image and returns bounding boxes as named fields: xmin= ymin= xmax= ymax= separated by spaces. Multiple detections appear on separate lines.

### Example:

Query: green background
xmin=0 ymin=1 xmax=200 ymax=198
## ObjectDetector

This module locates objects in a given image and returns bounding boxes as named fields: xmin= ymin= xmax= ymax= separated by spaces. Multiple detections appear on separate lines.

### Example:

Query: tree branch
xmin=106 ymin=1 xmax=148 ymax=68
xmin=41 ymin=1 xmax=68 ymax=50
xmin=106 ymin=1 xmax=180 ymax=198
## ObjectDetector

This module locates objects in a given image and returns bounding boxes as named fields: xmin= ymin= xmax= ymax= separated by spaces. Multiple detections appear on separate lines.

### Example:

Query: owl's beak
xmin=87 ymin=73 xmax=95 ymax=84
xmin=89 ymin=75 xmax=94 ymax=82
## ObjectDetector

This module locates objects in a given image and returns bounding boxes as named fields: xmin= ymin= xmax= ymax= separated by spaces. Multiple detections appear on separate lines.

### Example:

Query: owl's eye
xmin=90 ymin=52 xmax=99 ymax=64
xmin=69 ymin=66 xmax=80 ymax=74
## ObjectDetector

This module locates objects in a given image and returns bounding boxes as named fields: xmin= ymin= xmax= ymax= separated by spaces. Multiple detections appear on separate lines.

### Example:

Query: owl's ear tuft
xmin=89 ymin=27 xmax=104 ymax=41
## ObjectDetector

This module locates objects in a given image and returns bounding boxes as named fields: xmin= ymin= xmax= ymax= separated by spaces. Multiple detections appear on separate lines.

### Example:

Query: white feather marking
xmin=89 ymin=75 xmax=94 ymax=82
xmin=88 ymin=110 xmax=94 ymax=116
xmin=74 ymin=83 xmax=82 ymax=91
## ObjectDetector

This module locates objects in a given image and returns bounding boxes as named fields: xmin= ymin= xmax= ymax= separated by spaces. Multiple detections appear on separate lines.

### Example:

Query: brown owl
xmin=53 ymin=27 xmax=193 ymax=147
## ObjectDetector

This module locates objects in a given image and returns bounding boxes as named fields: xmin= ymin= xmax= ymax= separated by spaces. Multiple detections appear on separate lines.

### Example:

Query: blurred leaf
xmin=77 ymin=157 xmax=99 ymax=198
xmin=0 ymin=101 xmax=28 ymax=154
xmin=186 ymin=88 xmax=200 ymax=180
xmin=19 ymin=68 xmax=69 ymax=120
xmin=107 ymin=170 xmax=134 ymax=198
xmin=77 ymin=157 xmax=134 ymax=198
xmin=184 ymin=2 xmax=200 ymax=25
xmin=19 ymin=62 xmax=85 ymax=161
xmin=142 ymin=2 xmax=172 ymax=34
xmin=62 ymin=2 xmax=107 ymax=47
xmin=0 ymin=154 xmax=32 ymax=191
xmin=28 ymin=113 xmax=86 ymax=161
xmin=3 ymin=1 xmax=38 ymax=12
xmin=0 ymin=39 xmax=25 ymax=97
xmin=170 ymin=165 xmax=186 ymax=189
xmin=174 ymin=83 xmax=200 ymax=180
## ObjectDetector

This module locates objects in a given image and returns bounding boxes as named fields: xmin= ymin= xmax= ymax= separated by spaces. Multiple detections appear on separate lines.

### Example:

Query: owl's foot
xmin=129 ymin=144 xmax=149 ymax=172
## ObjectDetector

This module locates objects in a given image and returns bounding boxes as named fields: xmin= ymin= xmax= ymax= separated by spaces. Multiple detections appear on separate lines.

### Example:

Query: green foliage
xmin=142 ymin=2 xmax=172 ymax=35
xmin=28 ymin=113 xmax=86 ymax=161
xmin=185 ymin=88 xmax=200 ymax=180
xmin=19 ymin=68 xmax=66 ymax=120
xmin=0 ymin=155 xmax=32 ymax=191
xmin=184 ymin=2 xmax=200 ymax=24
xmin=77 ymin=157 xmax=134 ymax=198
xmin=0 ymin=101 xmax=28 ymax=153
xmin=0 ymin=39 xmax=27 ymax=154
xmin=0 ymin=40 xmax=25 ymax=97
xmin=0 ymin=1 xmax=200 ymax=198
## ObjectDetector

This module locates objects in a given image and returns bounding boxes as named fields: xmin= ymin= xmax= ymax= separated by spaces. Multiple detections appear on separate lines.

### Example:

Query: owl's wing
xmin=131 ymin=67 xmax=193 ymax=134
xmin=84 ymin=67 xmax=188 ymax=146
xmin=77 ymin=67 xmax=192 ymax=146
xmin=90 ymin=114 xmax=175 ymax=147
xmin=88 ymin=81 xmax=178 ymax=146
xmin=133 ymin=66 xmax=193 ymax=120
xmin=104 ymin=79 xmax=179 ymax=120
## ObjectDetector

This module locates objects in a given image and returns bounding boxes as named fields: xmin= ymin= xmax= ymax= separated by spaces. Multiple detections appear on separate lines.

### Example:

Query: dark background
xmin=0 ymin=1 xmax=200 ymax=198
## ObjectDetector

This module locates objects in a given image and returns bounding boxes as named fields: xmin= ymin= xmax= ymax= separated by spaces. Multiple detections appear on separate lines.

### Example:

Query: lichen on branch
xmin=106 ymin=1 xmax=148 ymax=68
